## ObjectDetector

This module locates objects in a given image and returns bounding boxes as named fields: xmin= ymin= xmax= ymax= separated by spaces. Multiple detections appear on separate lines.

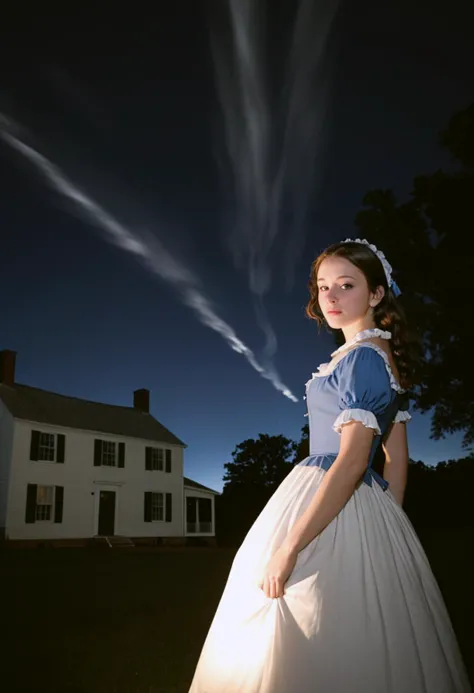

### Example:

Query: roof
xmin=184 ymin=477 xmax=220 ymax=495
xmin=0 ymin=383 xmax=185 ymax=446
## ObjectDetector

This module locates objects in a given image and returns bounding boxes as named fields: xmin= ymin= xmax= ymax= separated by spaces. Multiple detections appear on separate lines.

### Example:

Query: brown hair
xmin=306 ymin=241 xmax=421 ymax=390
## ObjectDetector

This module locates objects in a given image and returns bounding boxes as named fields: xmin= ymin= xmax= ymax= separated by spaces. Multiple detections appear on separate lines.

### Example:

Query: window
xmin=144 ymin=491 xmax=172 ymax=523
xmin=186 ymin=497 xmax=212 ymax=534
xmin=38 ymin=433 xmax=55 ymax=462
xmin=150 ymin=448 xmax=163 ymax=471
xmin=94 ymin=440 xmax=125 ymax=468
xmin=30 ymin=431 xmax=66 ymax=463
xmin=145 ymin=447 xmax=172 ymax=472
xmin=25 ymin=485 xmax=64 ymax=524
xmin=101 ymin=441 xmax=117 ymax=466
xmin=151 ymin=492 xmax=164 ymax=522
xmin=36 ymin=486 xmax=54 ymax=521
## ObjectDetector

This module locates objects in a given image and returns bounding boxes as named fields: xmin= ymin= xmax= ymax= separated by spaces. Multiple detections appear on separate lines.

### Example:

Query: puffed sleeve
xmin=333 ymin=347 xmax=393 ymax=436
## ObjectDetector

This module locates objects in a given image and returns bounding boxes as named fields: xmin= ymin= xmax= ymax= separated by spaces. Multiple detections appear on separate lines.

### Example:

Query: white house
xmin=0 ymin=349 xmax=219 ymax=546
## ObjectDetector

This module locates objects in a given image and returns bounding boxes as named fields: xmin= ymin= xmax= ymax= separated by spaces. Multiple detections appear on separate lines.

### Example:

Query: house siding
xmin=0 ymin=399 xmax=15 ymax=537
xmin=6 ymin=419 xmax=184 ymax=541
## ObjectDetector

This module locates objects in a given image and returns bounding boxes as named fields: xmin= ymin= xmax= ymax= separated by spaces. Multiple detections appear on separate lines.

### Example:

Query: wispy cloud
xmin=210 ymin=0 xmax=339 ymax=354
xmin=0 ymin=114 xmax=298 ymax=402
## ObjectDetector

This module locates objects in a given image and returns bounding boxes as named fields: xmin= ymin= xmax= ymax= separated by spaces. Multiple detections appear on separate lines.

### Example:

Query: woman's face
xmin=316 ymin=255 xmax=381 ymax=331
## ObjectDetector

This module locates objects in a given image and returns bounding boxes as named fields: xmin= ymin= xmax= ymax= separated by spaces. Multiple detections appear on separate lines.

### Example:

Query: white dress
xmin=189 ymin=330 xmax=471 ymax=692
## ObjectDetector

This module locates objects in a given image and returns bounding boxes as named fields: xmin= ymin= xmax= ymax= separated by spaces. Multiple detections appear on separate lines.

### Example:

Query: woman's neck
xmin=342 ymin=319 xmax=377 ymax=344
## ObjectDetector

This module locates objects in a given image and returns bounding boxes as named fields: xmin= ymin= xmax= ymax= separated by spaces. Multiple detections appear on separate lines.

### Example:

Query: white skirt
xmin=189 ymin=465 xmax=471 ymax=692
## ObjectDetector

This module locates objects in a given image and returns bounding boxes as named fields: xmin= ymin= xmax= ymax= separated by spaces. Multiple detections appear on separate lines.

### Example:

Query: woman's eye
xmin=318 ymin=283 xmax=353 ymax=292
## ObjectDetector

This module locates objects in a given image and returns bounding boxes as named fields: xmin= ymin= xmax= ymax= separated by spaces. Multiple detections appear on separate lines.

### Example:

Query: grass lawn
xmin=1 ymin=531 xmax=472 ymax=693
xmin=1 ymin=546 xmax=234 ymax=693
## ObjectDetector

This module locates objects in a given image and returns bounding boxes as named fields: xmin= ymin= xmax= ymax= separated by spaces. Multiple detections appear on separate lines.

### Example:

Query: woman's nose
xmin=326 ymin=287 xmax=338 ymax=302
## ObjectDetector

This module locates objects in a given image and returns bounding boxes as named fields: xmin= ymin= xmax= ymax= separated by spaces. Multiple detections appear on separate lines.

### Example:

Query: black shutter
xmin=56 ymin=434 xmax=65 ymax=463
xmin=54 ymin=486 xmax=64 ymax=523
xmin=25 ymin=484 xmax=37 ymax=523
xmin=165 ymin=493 xmax=172 ymax=523
xmin=30 ymin=431 xmax=40 ymax=461
xmin=94 ymin=439 xmax=102 ymax=466
xmin=118 ymin=442 xmax=125 ymax=468
xmin=145 ymin=447 xmax=152 ymax=471
xmin=144 ymin=492 xmax=152 ymax=522
xmin=165 ymin=450 xmax=172 ymax=474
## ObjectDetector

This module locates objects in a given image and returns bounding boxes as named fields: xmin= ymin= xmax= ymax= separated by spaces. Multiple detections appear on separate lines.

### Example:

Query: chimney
xmin=133 ymin=388 xmax=150 ymax=413
xmin=0 ymin=350 xmax=17 ymax=387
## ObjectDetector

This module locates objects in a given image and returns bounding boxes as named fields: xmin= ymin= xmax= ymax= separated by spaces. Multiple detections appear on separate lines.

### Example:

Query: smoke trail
xmin=210 ymin=0 xmax=277 ymax=371
xmin=225 ymin=0 xmax=270 ymax=294
xmin=212 ymin=0 xmax=339 ymax=284
xmin=0 ymin=115 xmax=297 ymax=402
xmin=210 ymin=0 xmax=339 ymax=330
xmin=275 ymin=0 xmax=339 ymax=290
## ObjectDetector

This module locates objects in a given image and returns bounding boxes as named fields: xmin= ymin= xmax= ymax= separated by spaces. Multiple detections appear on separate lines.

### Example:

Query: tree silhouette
xmin=355 ymin=101 xmax=474 ymax=446
xmin=403 ymin=456 xmax=474 ymax=535
xmin=223 ymin=433 xmax=295 ymax=493
xmin=216 ymin=434 xmax=295 ymax=546
xmin=293 ymin=423 xmax=309 ymax=461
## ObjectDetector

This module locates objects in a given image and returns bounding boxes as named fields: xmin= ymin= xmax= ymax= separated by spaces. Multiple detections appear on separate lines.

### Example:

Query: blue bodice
xmin=300 ymin=343 xmax=408 ymax=490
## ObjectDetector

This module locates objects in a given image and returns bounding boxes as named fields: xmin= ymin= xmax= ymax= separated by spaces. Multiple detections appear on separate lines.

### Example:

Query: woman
xmin=189 ymin=239 xmax=471 ymax=692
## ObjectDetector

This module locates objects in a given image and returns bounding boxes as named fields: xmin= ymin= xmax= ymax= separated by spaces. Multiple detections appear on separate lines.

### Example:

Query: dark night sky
xmin=1 ymin=1 xmax=473 ymax=491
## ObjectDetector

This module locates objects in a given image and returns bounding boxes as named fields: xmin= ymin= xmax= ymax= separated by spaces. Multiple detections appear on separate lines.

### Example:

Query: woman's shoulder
xmin=314 ymin=340 xmax=404 ymax=393
xmin=340 ymin=342 xmax=404 ymax=393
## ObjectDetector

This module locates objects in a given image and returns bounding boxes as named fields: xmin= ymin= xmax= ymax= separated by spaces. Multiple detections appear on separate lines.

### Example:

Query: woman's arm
xmin=259 ymin=422 xmax=375 ymax=598
xmin=281 ymin=421 xmax=374 ymax=556
xmin=382 ymin=422 xmax=409 ymax=506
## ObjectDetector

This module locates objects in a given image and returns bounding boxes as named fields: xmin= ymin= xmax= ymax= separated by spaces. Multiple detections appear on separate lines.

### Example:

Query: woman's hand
xmin=258 ymin=545 xmax=298 ymax=599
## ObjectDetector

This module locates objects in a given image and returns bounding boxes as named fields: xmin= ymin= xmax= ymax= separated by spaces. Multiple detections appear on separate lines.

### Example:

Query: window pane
xmin=151 ymin=493 xmax=164 ymax=521
xmin=101 ymin=441 xmax=116 ymax=466
xmin=37 ymin=486 xmax=54 ymax=504
xmin=38 ymin=433 xmax=55 ymax=461
xmin=36 ymin=505 xmax=52 ymax=521
xmin=36 ymin=486 xmax=53 ymax=521
xmin=150 ymin=448 xmax=163 ymax=471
